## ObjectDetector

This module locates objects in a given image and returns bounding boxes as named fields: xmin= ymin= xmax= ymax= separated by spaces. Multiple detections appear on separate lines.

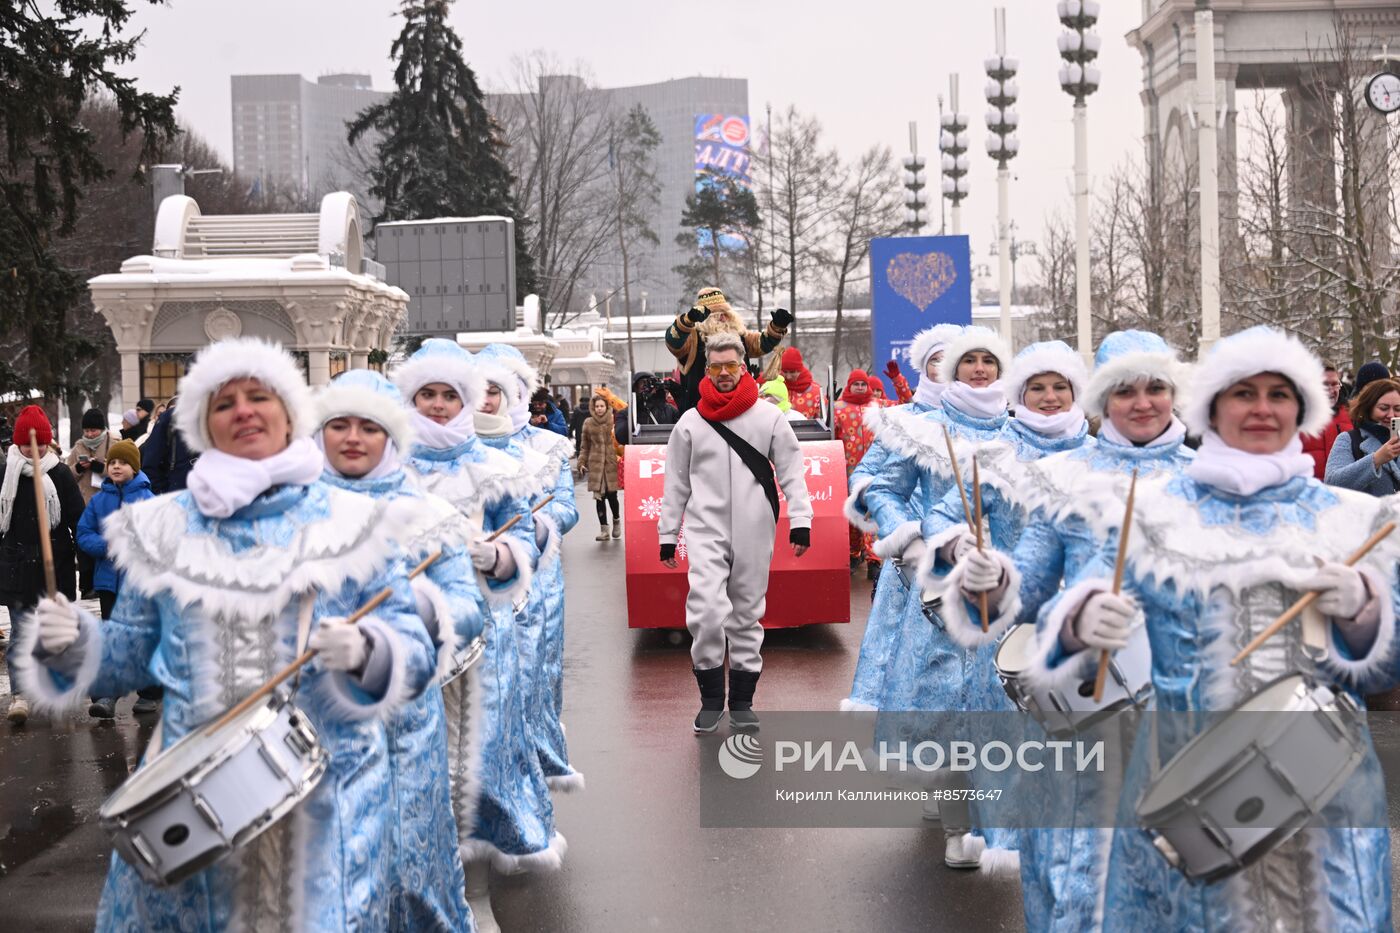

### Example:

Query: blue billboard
xmin=869 ymin=235 xmax=972 ymax=394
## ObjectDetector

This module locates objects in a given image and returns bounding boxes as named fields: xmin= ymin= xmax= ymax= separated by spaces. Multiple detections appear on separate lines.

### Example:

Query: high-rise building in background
xmin=231 ymin=73 xmax=388 ymax=200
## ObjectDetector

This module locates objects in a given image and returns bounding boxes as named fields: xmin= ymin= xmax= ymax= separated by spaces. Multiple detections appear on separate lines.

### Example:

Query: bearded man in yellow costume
xmin=664 ymin=287 xmax=792 ymax=413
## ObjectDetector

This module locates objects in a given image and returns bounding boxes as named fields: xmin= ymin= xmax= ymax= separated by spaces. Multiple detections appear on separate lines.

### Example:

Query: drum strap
xmin=290 ymin=593 xmax=316 ymax=697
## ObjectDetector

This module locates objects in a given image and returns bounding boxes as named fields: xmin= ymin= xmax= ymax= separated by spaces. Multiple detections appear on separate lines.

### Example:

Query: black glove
xmin=686 ymin=305 xmax=711 ymax=325
xmin=790 ymin=527 xmax=810 ymax=548
xmin=92 ymin=459 xmax=105 ymax=474
xmin=663 ymin=378 xmax=682 ymax=398
xmin=771 ymin=307 xmax=793 ymax=328
xmin=74 ymin=460 xmax=88 ymax=475
xmin=660 ymin=543 xmax=677 ymax=562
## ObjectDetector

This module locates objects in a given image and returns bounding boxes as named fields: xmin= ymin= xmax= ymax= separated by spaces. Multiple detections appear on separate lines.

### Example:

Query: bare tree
xmin=1032 ymin=210 xmax=1077 ymax=343
xmin=494 ymin=55 xmax=617 ymax=327
xmin=821 ymin=145 xmax=903 ymax=365
xmin=608 ymin=104 xmax=662 ymax=375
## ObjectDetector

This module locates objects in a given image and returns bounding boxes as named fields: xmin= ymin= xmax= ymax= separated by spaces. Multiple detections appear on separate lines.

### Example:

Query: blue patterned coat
xmin=322 ymin=468 xmax=484 ymax=932
xmin=16 ymin=482 xmax=436 ymax=932
xmin=403 ymin=438 xmax=563 ymax=873
xmin=1033 ymin=473 xmax=1399 ymax=933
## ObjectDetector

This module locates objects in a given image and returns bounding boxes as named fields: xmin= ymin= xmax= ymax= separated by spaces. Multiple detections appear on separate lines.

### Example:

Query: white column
xmin=1074 ymin=101 xmax=1091 ymax=362
xmin=997 ymin=166 xmax=1013 ymax=347
xmin=1195 ymin=7 xmax=1221 ymax=355
xmin=351 ymin=350 xmax=369 ymax=370
xmin=308 ymin=349 xmax=331 ymax=387
xmin=120 ymin=350 xmax=141 ymax=409
xmin=951 ymin=204 xmax=962 ymax=236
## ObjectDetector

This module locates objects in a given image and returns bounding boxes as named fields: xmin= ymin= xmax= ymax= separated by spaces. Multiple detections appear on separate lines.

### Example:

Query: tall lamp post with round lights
xmin=986 ymin=7 xmax=1019 ymax=346
xmin=940 ymin=76 xmax=970 ymax=236
xmin=903 ymin=122 xmax=929 ymax=234
xmin=1057 ymin=0 xmax=1101 ymax=360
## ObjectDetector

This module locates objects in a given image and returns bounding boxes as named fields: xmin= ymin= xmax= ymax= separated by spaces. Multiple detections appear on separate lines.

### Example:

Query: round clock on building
xmin=1366 ymin=71 xmax=1400 ymax=115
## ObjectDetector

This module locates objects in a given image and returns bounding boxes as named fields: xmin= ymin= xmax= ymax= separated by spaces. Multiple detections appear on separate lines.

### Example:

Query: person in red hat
xmin=833 ymin=370 xmax=903 ymax=574
xmin=1 ymin=405 xmax=83 ymax=724
xmin=778 ymin=347 xmax=826 ymax=420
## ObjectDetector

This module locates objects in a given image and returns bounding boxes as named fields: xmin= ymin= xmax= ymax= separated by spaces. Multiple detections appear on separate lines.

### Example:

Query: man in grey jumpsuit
xmin=658 ymin=331 xmax=813 ymax=734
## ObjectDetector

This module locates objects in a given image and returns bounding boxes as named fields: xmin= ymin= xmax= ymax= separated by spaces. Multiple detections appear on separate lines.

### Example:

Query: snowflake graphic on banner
xmin=638 ymin=495 xmax=664 ymax=520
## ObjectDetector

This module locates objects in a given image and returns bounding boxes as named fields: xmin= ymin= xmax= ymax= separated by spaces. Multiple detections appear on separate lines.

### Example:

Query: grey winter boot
xmin=693 ymin=666 xmax=726 ymax=733
xmin=727 ymin=667 xmax=761 ymax=733
xmin=595 ymin=523 xmax=610 ymax=541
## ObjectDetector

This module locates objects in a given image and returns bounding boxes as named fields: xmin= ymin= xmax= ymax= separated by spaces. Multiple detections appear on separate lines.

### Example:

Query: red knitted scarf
xmin=698 ymin=372 xmax=759 ymax=421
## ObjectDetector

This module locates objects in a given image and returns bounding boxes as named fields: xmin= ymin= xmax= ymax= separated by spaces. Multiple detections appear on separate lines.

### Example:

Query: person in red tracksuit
xmin=833 ymin=366 xmax=911 ymax=576
xmin=1301 ymin=361 xmax=1353 ymax=479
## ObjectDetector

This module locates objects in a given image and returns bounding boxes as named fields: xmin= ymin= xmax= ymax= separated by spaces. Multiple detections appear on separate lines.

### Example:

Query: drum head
xmin=995 ymin=624 xmax=1038 ymax=677
xmin=1139 ymin=674 xmax=1309 ymax=816
xmin=100 ymin=696 xmax=275 ymax=818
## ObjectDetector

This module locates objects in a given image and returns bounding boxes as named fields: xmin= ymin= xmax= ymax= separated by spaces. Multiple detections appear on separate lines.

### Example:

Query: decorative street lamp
xmin=903 ymin=122 xmax=928 ymax=234
xmin=985 ymin=7 xmax=1019 ymax=346
xmin=1057 ymin=0 xmax=1101 ymax=361
xmin=939 ymin=75 xmax=970 ymax=235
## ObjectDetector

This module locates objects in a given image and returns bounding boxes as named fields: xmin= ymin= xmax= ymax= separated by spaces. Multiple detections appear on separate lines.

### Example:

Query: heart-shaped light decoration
xmin=886 ymin=252 xmax=957 ymax=311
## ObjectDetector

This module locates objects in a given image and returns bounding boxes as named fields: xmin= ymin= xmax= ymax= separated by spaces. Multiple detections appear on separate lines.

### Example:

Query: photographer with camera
xmin=632 ymin=372 xmax=678 ymax=425
xmin=1323 ymin=376 xmax=1400 ymax=496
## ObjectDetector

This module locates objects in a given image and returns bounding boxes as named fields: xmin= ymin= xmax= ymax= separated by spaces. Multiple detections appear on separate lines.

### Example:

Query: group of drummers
xmin=843 ymin=323 xmax=1399 ymax=932
xmin=15 ymin=335 xmax=577 ymax=932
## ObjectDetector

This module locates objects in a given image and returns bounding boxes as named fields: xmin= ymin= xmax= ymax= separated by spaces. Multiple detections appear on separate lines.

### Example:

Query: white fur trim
xmin=478 ymin=532 xmax=534 ymax=607
xmin=839 ymin=697 xmax=878 ymax=712
xmin=873 ymin=520 xmax=922 ymax=560
xmin=546 ymin=771 xmax=586 ymax=793
xmin=104 ymin=487 xmax=406 ymax=622
xmin=492 ymin=354 xmax=540 ymax=399
xmin=1323 ymin=566 xmax=1397 ymax=689
xmin=523 ymin=428 xmax=575 ymax=472
xmin=937 ymin=326 xmax=1013 ymax=384
xmin=174 ymin=337 xmax=317 ymax=454
xmin=443 ymin=660 xmax=486 ymax=861
xmin=316 ymin=615 xmax=412 ymax=721
xmin=1182 ymin=328 xmax=1330 ymax=436
xmin=1023 ymin=579 xmax=1111 ymax=692
xmin=843 ymin=474 xmax=880 ymax=533
xmin=314 ymin=383 xmax=416 ymax=451
xmin=866 ymin=407 xmax=962 ymax=480
xmin=534 ymin=511 xmax=562 ymax=570
xmin=461 ymin=830 xmax=567 ymax=875
xmin=411 ymin=575 xmax=461 ymax=682
xmin=920 ymin=546 xmax=1022 ymax=650
xmin=861 ymin=402 xmax=888 ymax=436
xmin=908 ymin=324 xmax=963 ymax=372
xmin=475 ymin=358 xmax=526 ymax=409
xmin=392 ymin=351 xmax=486 ymax=413
xmin=1082 ymin=351 xmax=1189 ymax=419
xmin=13 ymin=607 xmax=104 ymax=712
xmin=1004 ymin=343 xmax=1089 ymax=407
xmin=978 ymin=845 xmax=1021 ymax=877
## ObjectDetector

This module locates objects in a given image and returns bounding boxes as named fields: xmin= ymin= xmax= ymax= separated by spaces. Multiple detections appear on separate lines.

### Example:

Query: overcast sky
xmin=118 ymin=0 xmax=1151 ymax=272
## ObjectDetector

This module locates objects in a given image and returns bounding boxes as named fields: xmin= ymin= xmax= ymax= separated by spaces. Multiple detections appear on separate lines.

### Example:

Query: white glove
xmin=1304 ymin=562 xmax=1368 ymax=620
xmin=952 ymin=531 xmax=978 ymax=563
xmin=959 ymin=548 xmax=1005 ymax=593
xmin=467 ymin=538 xmax=499 ymax=573
xmin=309 ymin=618 xmax=370 ymax=672
xmin=35 ymin=594 xmax=80 ymax=654
xmin=1074 ymin=592 xmax=1137 ymax=652
xmin=900 ymin=539 xmax=927 ymax=569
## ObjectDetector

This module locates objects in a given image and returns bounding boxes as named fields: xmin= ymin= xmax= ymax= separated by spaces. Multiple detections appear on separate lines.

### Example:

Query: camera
xmin=1391 ymin=416 xmax=1400 ymax=439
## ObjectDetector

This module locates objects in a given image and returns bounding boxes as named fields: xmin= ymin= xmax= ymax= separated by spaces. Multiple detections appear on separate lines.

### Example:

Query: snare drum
xmin=993 ymin=622 xmax=1153 ymax=737
xmin=1136 ymin=673 xmax=1364 ymax=884
xmin=439 ymin=635 xmax=486 ymax=686
xmin=100 ymin=690 xmax=327 ymax=887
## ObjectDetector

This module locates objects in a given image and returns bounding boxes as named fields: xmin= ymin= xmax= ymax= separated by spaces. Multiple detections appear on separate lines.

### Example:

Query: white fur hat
xmin=174 ymin=337 xmax=316 ymax=454
xmin=1182 ymin=325 xmax=1331 ymax=437
xmin=391 ymin=338 xmax=486 ymax=413
xmin=1005 ymin=340 xmax=1089 ymax=406
xmin=1082 ymin=330 xmax=1189 ymax=418
xmin=906 ymin=323 xmax=965 ymax=373
xmin=936 ymin=325 xmax=1013 ymax=384
xmin=315 ymin=369 xmax=416 ymax=451
xmin=477 ymin=343 xmax=540 ymax=401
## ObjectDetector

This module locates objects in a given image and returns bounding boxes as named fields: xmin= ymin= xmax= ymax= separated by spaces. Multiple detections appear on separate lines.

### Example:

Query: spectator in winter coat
xmin=578 ymin=394 xmax=622 ymax=540
xmin=65 ymin=408 xmax=119 ymax=597
xmin=1324 ymin=377 xmax=1400 ymax=496
xmin=141 ymin=398 xmax=199 ymax=493
xmin=1 ymin=405 xmax=84 ymax=725
xmin=74 ymin=439 xmax=160 ymax=719
xmin=528 ymin=387 xmax=570 ymax=436
xmin=1301 ymin=362 xmax=1353 ymax=479
xmin=633 ymin=372 xmax=679 ymax=425
xmin=779 ymin=347 xmax=826 ymax=419
xmin=119 ymin=398 xmax=155 ymax=443
xmin=569 ymin=402 xmax=590 ymax=457
xmin=665 ymin=286 xmax=790 ymax=412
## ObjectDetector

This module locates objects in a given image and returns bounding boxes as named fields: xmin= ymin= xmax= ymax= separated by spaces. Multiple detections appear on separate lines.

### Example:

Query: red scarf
xmin=781 ymin=347 xmax=814 ymax=393
xmin=698 ymin=372 xmax=760 ymax=421
xmin=841 ymin=370 xmax=874 ymax=406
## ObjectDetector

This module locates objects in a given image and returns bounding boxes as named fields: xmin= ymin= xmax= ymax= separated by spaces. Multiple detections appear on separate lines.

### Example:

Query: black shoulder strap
xmin=701 ymin=415 xmax=780 ymax=523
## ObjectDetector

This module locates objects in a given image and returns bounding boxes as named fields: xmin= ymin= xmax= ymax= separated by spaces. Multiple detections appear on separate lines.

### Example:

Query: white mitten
xmin=1304 ymin=562 xmax=1368 ymax=620
xmin=952 ymin=530 xmax=978 ymax=563
xmin=467 ymin=538 xmax=499 ymax=572
xmin=900 ymin=538 xmax=927 ymax=570
xmin=35 ymin=594 xmax=80 ymax=654
xmin=309 ymin=618 xmax=370 ymax=672
xmin=1074 ymin=592 xmax=1137 ymax=652
xmin=960 ymin=548 xmax=1005 ymax=593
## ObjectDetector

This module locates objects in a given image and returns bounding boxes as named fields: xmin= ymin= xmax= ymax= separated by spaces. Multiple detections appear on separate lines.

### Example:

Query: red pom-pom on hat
xmin=13 ymin=404 xmax=52 ymax=448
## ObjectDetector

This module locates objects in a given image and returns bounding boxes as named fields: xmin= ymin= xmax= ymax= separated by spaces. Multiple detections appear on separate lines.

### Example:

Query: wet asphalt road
xmin=2 ymin=484 xmax=1399 ymax=931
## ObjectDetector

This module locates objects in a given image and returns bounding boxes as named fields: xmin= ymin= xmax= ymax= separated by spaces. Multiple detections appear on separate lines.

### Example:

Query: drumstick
xmin=1230 ymin=520 xmax=1397 ymax=667
xmin=1093 ymin=468 xmax=1138 ymax=703
xmin=28 ymin=430 xmax=57 ymax=599
xmin=207 ymin=496 xmax=554 ymax=733
xmin=971 ymin=455 xmax=989 ymax=633
xmin=942 ymin=425 xmax=976 ymax=531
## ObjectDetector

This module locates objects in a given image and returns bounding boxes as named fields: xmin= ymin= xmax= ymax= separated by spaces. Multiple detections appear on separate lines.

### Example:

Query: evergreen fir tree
xmin=350 ymin=0 xmax=538 ymax=298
